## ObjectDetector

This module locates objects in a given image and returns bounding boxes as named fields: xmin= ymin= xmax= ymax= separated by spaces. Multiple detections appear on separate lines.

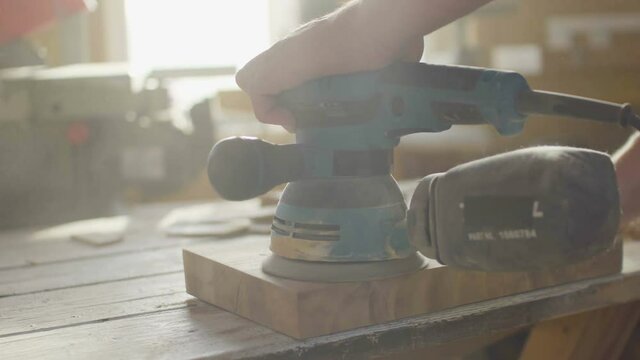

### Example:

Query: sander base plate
xmin=261 ymin=252 xmax=429 ymax=282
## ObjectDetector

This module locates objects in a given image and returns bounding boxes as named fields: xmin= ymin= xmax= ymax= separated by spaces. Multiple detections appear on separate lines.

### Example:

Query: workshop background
xmin=0 ymin=0 xmax=640 ymax=359
xmin=0 ymin=0 xmax=638 ymax=228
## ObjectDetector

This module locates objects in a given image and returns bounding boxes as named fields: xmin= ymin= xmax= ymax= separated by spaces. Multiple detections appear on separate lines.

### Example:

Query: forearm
xmin=354 ymin=0 xmax=492 ymax=49
xmin=614 ymin=133 xmax=640 ymax=221
xmin=317 ymin=0 xmax=494 ymax=62
xmin=307 ymin=0 xmax=493 ymax=77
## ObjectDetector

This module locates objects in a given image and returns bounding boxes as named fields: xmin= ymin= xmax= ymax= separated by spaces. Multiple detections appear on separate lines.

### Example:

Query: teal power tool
xmin=208 ymin=62 xmax=639 ymax=282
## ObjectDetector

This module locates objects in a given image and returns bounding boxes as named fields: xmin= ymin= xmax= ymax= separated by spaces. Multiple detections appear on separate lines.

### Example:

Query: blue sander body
xmin=208 ymin=62 xmax=638 ymax=282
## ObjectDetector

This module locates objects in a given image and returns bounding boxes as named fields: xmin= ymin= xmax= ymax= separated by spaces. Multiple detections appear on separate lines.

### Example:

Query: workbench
xmin=1 ymin=200 xmax=640 ymax=359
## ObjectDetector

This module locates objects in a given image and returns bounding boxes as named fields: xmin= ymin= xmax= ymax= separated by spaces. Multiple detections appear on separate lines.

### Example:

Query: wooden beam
xmin=620 ymin=322 xmax=640 ymax=360
xmin=520 ymin=300 xmax=640 ymax=360
xmin=372 ymin=328 xmax=524 ymax=360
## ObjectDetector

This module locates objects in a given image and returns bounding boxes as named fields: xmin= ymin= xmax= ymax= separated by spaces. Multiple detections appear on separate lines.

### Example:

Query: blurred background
xmin=0 ymin=0 xmax=638 ymax=230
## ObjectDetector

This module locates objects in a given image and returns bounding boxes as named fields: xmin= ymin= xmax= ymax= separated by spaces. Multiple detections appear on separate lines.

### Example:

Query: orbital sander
xmin=208 ymin=63 xmax=639 ymax=282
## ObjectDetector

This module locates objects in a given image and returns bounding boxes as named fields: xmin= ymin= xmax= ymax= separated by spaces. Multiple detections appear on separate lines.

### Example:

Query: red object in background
xmin=66 ymin=121 xmax=90 ymax=145
xmin=0 ymin=0 xmax=90 ymax=44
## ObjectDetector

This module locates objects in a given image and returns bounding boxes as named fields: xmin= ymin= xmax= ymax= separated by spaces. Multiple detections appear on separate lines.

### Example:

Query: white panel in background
xmin=491 ymin=44 xmax=543 ymax=76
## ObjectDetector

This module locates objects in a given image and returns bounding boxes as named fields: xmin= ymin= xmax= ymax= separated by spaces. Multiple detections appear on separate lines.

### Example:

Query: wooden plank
xmin=0 ymin=247 xmax=182 ymax=297
xmin=1 ymin=243 xmax=639 ymax=360
xmin=520 ymin=300 xmax=640 ymax=360
xmin=0 ymin=204 xmax=187 ymax=270
xmin=0 ymin=200 xmax=263 ymax=270
xmin=0 ymin=235 xmax=268 ymax=297
xmin=183 ymin=236 xmax=623 ymax=339
xmin=0 ymin=273 xmax=189 ymax=337
xmin=0 ymin=302 xmax=292 ymax=360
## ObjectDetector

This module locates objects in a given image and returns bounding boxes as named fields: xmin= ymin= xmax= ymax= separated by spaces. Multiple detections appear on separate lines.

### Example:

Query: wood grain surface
xmin=184 ymin=236 xmax=623 ymax=339
xmin=2 ymin=200 xmax=640 ymax=359
xmin=0 ymin=273 xmax=189 ymax=337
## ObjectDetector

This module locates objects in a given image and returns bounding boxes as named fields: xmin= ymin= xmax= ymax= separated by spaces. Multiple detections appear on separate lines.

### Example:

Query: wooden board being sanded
xmin=183 ymin=236 xmax=622 ymax=339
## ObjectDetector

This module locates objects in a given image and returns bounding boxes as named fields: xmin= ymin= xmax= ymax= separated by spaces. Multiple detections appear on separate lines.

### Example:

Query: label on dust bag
xmin=463 ymin=196 xmax=542 ymax=241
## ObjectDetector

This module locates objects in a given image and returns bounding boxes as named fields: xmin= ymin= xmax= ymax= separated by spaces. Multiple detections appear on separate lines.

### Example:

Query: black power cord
xmin=517 ymin=90 xmax=640 ymax=131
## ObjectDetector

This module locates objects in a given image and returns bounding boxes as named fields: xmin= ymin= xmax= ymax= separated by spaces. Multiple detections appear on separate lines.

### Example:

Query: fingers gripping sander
xmin=208 ymin=63 xmax=638 ymax=282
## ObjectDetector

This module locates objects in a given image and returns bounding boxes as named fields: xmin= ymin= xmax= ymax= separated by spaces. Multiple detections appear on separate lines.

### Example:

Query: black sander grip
xmin=207 ymin=137 xmax=305 ymax=201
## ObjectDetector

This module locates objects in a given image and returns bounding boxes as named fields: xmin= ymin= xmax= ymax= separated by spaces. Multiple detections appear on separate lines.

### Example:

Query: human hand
xmin=236 ymin=0 xmax=491 ymax=129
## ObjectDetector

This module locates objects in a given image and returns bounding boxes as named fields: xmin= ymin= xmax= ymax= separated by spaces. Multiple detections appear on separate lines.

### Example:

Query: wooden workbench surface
xmin=1 ymin=201 xmax=640 ymax=359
